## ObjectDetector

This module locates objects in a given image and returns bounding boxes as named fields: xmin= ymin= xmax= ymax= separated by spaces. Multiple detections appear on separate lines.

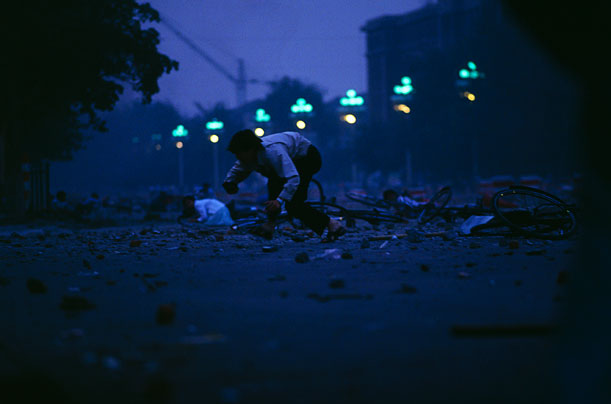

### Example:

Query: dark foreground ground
xmin=0 ymin=220 xmax=578 ymax=403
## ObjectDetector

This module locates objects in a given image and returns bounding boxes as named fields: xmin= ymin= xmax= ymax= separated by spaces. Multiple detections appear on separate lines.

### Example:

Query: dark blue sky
xmin=139 ymin=0 xmax=426 ymax=116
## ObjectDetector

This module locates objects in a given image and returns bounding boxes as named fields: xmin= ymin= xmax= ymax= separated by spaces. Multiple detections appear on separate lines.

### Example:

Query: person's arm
xmin=195 ymin=200 xmax=208 ymax=222
xmin=223 ymin=160 xmax=252 ymax=193
xmin=267 ymin=145 xmax=300 ymax=202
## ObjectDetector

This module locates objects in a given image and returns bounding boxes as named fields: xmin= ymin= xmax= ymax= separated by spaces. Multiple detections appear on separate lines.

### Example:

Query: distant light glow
xmin=209 ymin=134 xmax=219 ymax=143
xmin=459 ymin=69 xmax=470 ymax=79
xmin=340 ymin=89 xmax=364 ymax=107
xmin=176 ymin=141 xmax=184 ymax=149
xmin=342 ymin=114 xmax=357 ymax=124
xmin=254 ymin=127 xmax=265 ymax=137
xmin=296 ymin=120 xmax=306 ymax=129
xmin=467 ymin=93 xmax=476 ymax=101
xmin=467 ymin=61 xmax=477 ymax=70
xmin=255 ymin=109 xmax=270 ymax=123
xmin=155 ymin=144 xmax=162 ymax=151
xmin=291 ymin=98 xmax=313 ymax=114
xmin=393 ymin=76 xmax=413 ymax=95
xmin=206 ymin=119 xmax=224 ymax=131
xmin=172 ymin=125 xmax=188 ymax=137
xmin=394 ymin=104 xmax=411 ymax=114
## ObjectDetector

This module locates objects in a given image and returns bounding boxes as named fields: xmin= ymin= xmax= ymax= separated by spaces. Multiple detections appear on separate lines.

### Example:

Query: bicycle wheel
xmin=492 ymin=186 xmax=577 ymax=240
xmin=347 ymin=208 xmax=406 ymax=225
xmin=307 ymin=202 xmax=347 ymax=218
xmin=417 ymin=186 xmax=452 ymax=224
xmin=307 ymin=178 xmax=325 ymax=203
xmin=345 ymin=191 xmax=389 ymax=208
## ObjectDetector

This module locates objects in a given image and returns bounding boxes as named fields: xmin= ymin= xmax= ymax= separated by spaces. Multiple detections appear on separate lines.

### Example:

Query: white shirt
xmin=224 ymin=132 xmax=312 ymax=201
xmin=194 ymin=199 xmax=225 ymax=222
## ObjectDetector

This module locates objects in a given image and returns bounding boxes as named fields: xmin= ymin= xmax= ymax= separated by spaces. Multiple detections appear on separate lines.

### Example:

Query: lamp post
xmin=338 ymin=89 xmax=366 ymax=185
xmin=456 ymin=61 xmax=484 ymax=180
xmin=390 ymin=77 xmax=415 ymax=187
xmin=172 ymin=125 xmax=189 ymax=190
xmin=205 ymin=119 xmax=224 ymax=193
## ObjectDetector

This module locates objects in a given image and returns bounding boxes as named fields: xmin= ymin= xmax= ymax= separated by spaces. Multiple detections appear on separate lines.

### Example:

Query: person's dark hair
xmin=182 ymin=195 xmax=195 ymax=207
xmin=383 ymin=189 xmax=399 ymax=200
xmin=56 ymin=190 xmax=67 ymax=202
xmin=227 ymin=129 xmax=263 ymax=154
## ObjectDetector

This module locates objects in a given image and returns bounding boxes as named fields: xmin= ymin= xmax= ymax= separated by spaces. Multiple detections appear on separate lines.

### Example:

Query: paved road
xmin=0 ymin=222 xmax=577 ymax=403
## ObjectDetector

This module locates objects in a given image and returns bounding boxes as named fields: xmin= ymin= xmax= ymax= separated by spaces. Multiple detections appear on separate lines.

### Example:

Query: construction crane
xmin=159 ymin=15 xmax=270 ymax=107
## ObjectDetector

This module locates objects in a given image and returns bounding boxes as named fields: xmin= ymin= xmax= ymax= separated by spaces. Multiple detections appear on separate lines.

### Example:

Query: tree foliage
xmin=1 ymin=0 xmax=178 ymax=161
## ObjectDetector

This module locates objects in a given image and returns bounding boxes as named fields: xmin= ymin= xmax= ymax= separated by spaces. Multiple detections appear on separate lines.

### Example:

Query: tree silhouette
xmin=1 ymin=0 xmax=178 ymax=212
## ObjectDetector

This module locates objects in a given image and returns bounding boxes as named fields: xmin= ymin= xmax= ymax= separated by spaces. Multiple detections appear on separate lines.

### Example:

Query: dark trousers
xmin=267 ymin=145 xmax=330 ymax=235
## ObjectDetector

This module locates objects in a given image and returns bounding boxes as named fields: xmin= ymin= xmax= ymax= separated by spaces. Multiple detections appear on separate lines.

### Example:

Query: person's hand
xmin=223 ymin=182 xmax=238 ymax=194
xmin=264 ymin=199 xmax=281 ymax=214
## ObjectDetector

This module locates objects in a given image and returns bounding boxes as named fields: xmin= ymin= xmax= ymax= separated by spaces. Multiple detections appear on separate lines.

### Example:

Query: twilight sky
xmin=141 ymin=0 xmax=427 ymax=116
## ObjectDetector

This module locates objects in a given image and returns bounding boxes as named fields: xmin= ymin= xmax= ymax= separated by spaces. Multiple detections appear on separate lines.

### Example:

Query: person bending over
xmin=181 ymin=196 xmax=233 ymax=225
xmin=222 ymin=129 xmax=345 ymax=240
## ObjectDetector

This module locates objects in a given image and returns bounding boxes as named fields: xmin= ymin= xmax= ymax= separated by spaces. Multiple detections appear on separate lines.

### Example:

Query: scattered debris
xmin=267 ymin=275 xmax=286 ymax=282
xmin=442 ymin=230 xmax=458 ymax=241
xmin=295 ymin=252 xmax=310 ymax=263
xmin=420 ymin=264 xmax=430 ymax=272
xmin=360 ymin=238 xmax=370 ymax=249
xmin=26 ymin=278 xmax=47 ymax=294
xmin=508 ymin=240 xmax=520 ymax=249
xmin=129 ymin=240 xmax=142 ymax=248
xmin=262 ymin=245 xmax=278 ymax=253
xmin=397 ymin=284 xmax=417 ymax=294
xmin=60 ymin=296 xmax=96 ymax=311
xmin=315 ymin=249 xmax=341 ymax=260
xmin=328 ymin=279 xmax=345 ymax=289
xmin=156 ymin=304 xmax=176 ymax=325
xmin=459 ymin=215 xmax=494 ymax=235
xmin=458 ymin=272 xmax=471 ymax=279
xmin=307 ymin=293 xmax=373 ymax=303
xmin=525 ymin=249 xmax=546 ymax=256
xmin=341 ymin=251 xmax=353 ymax=259
xmin=469 ymin=242 xmax=481 ymax=249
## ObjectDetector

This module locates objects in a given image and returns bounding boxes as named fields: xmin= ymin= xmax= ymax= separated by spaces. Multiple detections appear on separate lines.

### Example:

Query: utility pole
xmin=160 ymin=16 xmax=270 ymax=108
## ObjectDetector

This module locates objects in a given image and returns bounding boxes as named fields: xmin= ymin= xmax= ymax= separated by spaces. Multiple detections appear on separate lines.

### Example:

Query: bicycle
xmin=346 ymin=186 xmax=452 ymax=225
xmin=437 ymin=185 xmax=577 ymax=240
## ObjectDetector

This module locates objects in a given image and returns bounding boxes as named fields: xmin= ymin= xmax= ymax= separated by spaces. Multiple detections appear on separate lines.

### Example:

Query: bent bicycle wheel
xmin=346 ymin=191 xmax=389 ymax=208
xmin=306 ymin=202 xmax=347 ymax=218
xmin=307 ymin=178 xmax=325 ymax=203
xmin=492 ymin=187 xmax=576 ymax=240
xmin=417 ymin=186 xmax=452 ymax=224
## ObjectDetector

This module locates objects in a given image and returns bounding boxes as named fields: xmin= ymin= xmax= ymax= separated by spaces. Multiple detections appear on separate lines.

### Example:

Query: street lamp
xmin=296 ymin=120 xmax=306 ymax=130
xmin=172 ymin=125 xmax=189 ymax=189
xmin=205 ymin=119 xmax=225 ymax=193
xmin=341 ymin=114 xmax=357 ymax=124
xmin=254 ymin=127 xmax=265 ymax=137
